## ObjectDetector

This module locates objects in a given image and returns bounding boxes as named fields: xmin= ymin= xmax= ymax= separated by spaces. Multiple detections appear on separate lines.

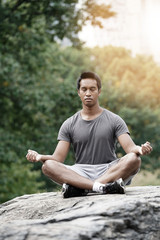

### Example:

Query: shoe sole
xmin=103 ymin=178 xmax=125 ymax=194
xmin=115 ymin=178 xmax=125 ymax=194
xmin=62 ymin=184 xmax=87 ymax=198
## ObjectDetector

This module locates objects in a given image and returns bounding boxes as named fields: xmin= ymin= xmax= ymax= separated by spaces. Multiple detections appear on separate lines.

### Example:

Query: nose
xmin=86 ymin=89 xmax=91 ymax=96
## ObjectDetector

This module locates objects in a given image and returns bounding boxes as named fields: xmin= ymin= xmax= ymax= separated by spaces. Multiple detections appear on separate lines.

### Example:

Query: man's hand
xmin=138 ymin=141 xmax=153 ymax=155
xmin=26 ymin=149 xmax=42 ymax=162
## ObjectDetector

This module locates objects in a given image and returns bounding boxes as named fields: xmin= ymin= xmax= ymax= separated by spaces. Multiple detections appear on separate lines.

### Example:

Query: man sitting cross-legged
xmin=26 ymin=71 xmax=152 ymax=198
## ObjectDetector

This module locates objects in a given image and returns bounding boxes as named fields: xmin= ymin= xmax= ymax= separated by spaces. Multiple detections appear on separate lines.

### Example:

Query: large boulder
xmin=0 ymin=186 xmax=160 ymax=239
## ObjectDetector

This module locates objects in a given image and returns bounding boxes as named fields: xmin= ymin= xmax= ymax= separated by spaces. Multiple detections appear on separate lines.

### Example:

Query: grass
xmin=130 ymin=170 xmax=160 ymax=186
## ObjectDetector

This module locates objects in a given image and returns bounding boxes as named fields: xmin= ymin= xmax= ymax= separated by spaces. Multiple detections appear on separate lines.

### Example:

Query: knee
xmin=128 ymin=153 xmax=141 ymax=169
xmin=42 ymin=160 xmax=57 ymax=176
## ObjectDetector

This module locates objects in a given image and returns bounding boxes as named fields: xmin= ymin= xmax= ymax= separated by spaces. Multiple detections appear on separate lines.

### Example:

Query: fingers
xmin=141 ymin=142 xmax=153 ymax=155
xmin=26 ymin=149 xmax=38 ymax=162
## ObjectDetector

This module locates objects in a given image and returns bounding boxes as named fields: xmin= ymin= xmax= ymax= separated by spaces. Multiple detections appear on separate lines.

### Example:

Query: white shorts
xmin=65 ymin=159 xmax=135 ymax=185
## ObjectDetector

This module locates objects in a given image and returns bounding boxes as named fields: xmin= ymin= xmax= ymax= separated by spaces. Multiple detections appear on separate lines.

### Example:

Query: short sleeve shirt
xmin=57 ymin=109 xmax=129 ymax=165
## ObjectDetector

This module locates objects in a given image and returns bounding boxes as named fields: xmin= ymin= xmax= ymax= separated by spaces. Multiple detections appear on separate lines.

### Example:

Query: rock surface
xmin=0 ymin=186 xmax=160 ymax=240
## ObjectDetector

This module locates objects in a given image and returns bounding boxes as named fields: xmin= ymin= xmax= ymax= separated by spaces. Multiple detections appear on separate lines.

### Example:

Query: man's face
xmin=78 ymin=78 xmax=101 ymax=107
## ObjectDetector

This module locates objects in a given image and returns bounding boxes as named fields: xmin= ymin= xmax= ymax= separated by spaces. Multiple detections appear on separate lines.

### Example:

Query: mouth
xmin=85 ymin=98 xmax=92 ymax=101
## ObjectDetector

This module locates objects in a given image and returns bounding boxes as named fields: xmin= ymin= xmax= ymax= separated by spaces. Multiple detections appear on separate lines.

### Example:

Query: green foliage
xmin=90 ymin=46 xmax=160 ymax=171
xmin=0 ymin=40 xmax=92 ymax=202
xmin=0 ymin=0 xmax=115 ymax=48
xmin=1 ymin=43 xmax=160 ymax=204
xmin=0 ymin=0 xmax=116 ymax=203
xmin=0 ymin=1 xmax=159 ymax=204
xmin=0 ymin=128 xmax=44 ymax=203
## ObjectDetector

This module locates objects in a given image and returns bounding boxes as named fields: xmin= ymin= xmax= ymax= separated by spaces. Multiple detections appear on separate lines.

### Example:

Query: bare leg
xmin=42 ymin=160 xmax=93 ymax=190
xmin=42 ymin=153 xmax=141 ymax=191
xmin=96 ymin=153 xmax=141 ymax=184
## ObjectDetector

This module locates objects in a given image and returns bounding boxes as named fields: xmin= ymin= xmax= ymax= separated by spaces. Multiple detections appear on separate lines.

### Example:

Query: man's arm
xmin=26 ymin=140 xmax=70 ymax=163
xmin=118 ymin=133 xmax=152 ymax=155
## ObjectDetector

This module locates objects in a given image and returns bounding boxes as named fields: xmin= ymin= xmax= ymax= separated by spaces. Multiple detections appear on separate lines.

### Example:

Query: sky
xmin=78 ymin=0 xmax=160 ymax=62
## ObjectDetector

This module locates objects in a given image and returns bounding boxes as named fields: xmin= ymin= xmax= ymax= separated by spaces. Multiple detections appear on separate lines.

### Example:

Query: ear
xmin=98 ymin=88 xmax=101 ymax=96
xmin=78 ymin=90 xmax=80 ymax=97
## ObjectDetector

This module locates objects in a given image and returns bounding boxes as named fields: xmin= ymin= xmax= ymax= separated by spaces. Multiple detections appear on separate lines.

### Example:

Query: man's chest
xmin=71 ymin=120 xmax=114 ymax=144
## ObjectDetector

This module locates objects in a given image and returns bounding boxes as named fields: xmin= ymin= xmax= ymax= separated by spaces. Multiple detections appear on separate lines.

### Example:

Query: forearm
xmin=26 ymin=141 xmax=70 ymax=164
xmin=128 ymin=145 xmax=142 ymax=155
xmin=39 ymin=154 xmax=59 ymax=162
xmin=26 ymin=150 xmax=63 ymax=163
xmin=118 ymin=134 xmax=152 ymax=156
xmin=127 ymin=142 xmax=152 ymax=156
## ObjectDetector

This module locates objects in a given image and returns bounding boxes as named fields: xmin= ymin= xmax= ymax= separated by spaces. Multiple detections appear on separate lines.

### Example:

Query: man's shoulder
xmin=102 ymin=109 xmax=126 ymax=127
xmin=103 ymin=109 xmax=120 ymax=120
xmin=103 ymin=108 xmax=128 ymax=134
xmin=63 ymin=111 xmax=80 ymax=126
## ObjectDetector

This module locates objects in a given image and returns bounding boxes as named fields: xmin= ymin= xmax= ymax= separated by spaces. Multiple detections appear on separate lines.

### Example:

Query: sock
xmin=92 ymin=181 xmax=105 ymax=193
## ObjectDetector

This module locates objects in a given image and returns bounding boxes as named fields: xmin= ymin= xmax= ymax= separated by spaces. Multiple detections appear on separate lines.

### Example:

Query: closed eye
xmin=81 ymin=87 xmax=87 ymax=91
xmin=90 ymin=87 xmax=96 ymax=91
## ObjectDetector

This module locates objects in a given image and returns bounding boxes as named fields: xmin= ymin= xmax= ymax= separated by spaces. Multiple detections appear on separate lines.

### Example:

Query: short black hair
xmin=77 ymin=71 xmax=101 ymax=90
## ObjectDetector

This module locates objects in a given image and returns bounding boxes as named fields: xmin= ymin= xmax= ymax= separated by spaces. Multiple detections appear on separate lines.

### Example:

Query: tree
xmin=0 ymin=0 xmax=115 ymax=203
xmin=0 ymin=41 xmax=93 ymax=203
xmin=90 ymin=46 xmax=160 ymax=171
xmin=1 ymin=43 xmax=160 ymax=203
xmin=0 ymin=0 xmax=115 ymax=49
xmin=1 ymin=1 xmax=159 ymax=203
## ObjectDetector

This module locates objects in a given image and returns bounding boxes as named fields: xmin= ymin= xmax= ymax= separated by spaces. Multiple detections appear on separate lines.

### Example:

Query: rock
xmin=0 ymin=186 xmax=160 ymax=240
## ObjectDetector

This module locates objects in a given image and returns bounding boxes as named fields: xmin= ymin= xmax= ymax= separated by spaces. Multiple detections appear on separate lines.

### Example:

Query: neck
xmin=81 ymin=104 xmax=103 ymax=120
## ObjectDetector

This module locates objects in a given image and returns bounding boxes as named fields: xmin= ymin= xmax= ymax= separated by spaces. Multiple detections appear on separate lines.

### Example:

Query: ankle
xmin=92 ymin=181 xmax=105 ymax=193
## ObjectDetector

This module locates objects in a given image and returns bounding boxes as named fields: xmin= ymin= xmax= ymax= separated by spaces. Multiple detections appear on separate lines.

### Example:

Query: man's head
xmin=77 ymin=71 xmax=101 ymax=90
xmin=77 ymin=71 xmax=102 ymax=108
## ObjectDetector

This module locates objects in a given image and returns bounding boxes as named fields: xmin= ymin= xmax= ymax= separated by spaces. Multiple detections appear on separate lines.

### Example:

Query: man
xmin=26 ymin=71 xmax=152 ymax=198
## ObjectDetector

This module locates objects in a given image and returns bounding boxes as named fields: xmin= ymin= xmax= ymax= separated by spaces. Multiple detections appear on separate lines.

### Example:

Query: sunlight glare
xmin=144 ymin=4 xmax=160 ymax=53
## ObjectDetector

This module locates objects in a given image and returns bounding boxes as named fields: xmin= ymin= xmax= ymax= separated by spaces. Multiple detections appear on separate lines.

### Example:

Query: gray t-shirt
xmin=57 ymin=109 xmax=129 ymax=165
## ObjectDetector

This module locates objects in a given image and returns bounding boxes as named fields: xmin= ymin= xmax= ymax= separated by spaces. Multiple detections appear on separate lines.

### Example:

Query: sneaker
xmin=62 ymin=183 xmax=87 ymax=198
xmin=103 ymin=178 xmax=125 ymax=194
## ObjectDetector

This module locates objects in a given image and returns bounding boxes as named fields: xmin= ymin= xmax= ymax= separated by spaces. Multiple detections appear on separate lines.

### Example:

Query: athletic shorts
xmin=65 ymin=159 xmax=136 ymax=185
